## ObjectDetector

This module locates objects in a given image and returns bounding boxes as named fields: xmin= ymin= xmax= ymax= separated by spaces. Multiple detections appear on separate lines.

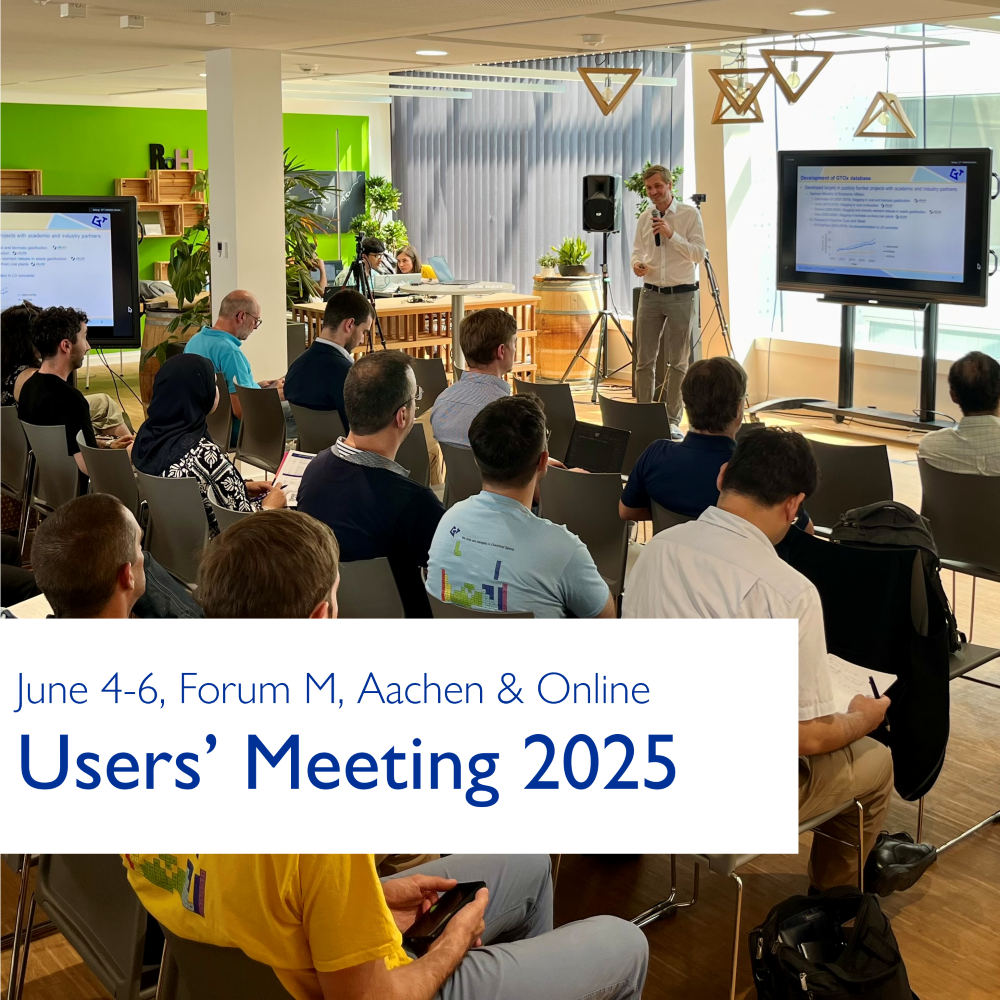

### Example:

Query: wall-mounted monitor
xmin=1 ymin=195 xmax=141 ymax=348
xmin=777 ymin=148 xmax=993 ymax=307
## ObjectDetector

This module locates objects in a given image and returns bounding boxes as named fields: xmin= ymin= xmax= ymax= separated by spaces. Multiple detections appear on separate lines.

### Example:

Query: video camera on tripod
xmin=340 ymin=230 xmax=388 ymax=351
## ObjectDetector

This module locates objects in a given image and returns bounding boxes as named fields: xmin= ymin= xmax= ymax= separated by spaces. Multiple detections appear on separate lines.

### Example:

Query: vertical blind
xmin=391 ymin=50 xmax=686 ymax=314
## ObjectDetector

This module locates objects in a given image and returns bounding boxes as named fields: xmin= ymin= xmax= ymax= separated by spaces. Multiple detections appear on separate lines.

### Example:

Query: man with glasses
xmin=184 ymin=288 xmax=296 ymax=443
xmin=334 ymin=236 xmax=394 ymax=294
xmin=298 ymin=351 xmax=444 ymax=617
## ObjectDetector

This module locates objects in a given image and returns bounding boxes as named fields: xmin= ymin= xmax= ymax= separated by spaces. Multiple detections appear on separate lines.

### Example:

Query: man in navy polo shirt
xmin=620 ymin=356 xmax=746 ymax=522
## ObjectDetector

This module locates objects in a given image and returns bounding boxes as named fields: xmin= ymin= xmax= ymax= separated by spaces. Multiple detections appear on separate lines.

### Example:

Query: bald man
xmin=185 ymin=289 xmax=296 ymax=443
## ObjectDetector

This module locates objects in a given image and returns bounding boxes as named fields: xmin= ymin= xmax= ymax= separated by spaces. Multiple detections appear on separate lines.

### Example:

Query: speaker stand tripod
xmin=560 ymin=231 xmax=633 ymax=403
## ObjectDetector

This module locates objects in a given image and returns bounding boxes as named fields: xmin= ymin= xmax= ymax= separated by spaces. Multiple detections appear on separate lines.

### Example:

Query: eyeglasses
xmin=241 ymin=312 xmax=263 ymax=330
xmin=401 ymin=385 xmax=424 ymax=410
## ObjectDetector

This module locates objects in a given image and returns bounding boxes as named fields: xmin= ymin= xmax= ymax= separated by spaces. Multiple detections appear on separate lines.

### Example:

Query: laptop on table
xmin=427 ymin=255 xmax=479 ymax=286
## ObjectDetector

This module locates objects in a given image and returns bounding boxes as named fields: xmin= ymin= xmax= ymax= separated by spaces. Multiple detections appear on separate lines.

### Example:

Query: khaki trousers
xmin=799 ymin=736 xmax=893 ymax=891
xmin=633 ymin=288 xmax=699 ymax=423
xmin=374 ymin=853 xmax=441 ymax=876
xmin=415 ymin=411 xmax=445 ymax=486
xmin=86 ymin=392 xmax=127 ymax=432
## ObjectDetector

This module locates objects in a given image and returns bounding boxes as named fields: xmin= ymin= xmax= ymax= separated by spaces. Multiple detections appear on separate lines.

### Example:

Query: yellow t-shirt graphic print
xmin=122 ymin=854 xmax=410 ymax=1000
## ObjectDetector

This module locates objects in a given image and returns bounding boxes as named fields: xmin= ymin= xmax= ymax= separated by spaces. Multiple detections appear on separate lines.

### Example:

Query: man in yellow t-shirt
xmin=123 ymin=854 xmax=647 ymax=1000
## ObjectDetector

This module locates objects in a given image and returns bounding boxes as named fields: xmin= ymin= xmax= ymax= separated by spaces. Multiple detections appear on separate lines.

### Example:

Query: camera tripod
xmin=559 ymin=230 xmax=633 ymax=404
xmin=341 ymin=232 xmax=387 ymax=351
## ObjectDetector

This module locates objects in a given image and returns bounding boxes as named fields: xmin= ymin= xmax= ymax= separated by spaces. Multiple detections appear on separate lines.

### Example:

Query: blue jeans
xmin=384 ymin=855 xmax=648 ymax=1000
xmin=133 ymin=552 xmax=204 ymax=619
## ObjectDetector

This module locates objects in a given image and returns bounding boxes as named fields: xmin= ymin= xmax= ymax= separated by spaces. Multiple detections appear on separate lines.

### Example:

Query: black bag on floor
xmin=748 ymin=887 xmax=917 ymax=999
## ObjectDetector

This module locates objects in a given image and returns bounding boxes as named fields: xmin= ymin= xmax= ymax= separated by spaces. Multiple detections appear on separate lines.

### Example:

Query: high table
xmin=416 ymin=282 xmax=515 ymax=369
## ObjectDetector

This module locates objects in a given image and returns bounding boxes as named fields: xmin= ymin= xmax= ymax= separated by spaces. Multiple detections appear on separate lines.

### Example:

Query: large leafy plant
xmin=624 ymin=162 xmax=684 ymax=218
xmin=349 ymin=175 xmax=408 ymax=251
xmin=285 ymin=151 xmax=337 ymax=305
xmin=553 ymin=236 xmax=592 ymax=267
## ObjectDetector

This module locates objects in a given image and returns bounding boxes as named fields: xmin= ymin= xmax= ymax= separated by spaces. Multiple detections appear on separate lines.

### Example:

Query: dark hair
xmin=948 ymin=351 xmax=1000 ymax=414
xmin=1 ymin=301 xmax=41 ymax=381
xmin=460 ymin=309 xmax=517 ymax=366
xmin=322 ymin=288 xmax=374 ymax=334
xmin=343 ymin=351 xmax=414 ymax=435
xmin=31 ymin=306 xmax=88 ymax=361
xmin=682 ymin=357 xmax=747 ymax=432
xmin=720 ymin=427 xmax=817 ymax=506
xmin=361 ymin=237 xmax=386 ymax=256
xmin=31 ymin=494 xmax=138 ymax=617
xmin=469 ymin=394 xmax=547 ymax=488
xmin=197 ymin=510 xmax=340 ymax=618
xmin=396 ymin=245 xmax=422 ymax=274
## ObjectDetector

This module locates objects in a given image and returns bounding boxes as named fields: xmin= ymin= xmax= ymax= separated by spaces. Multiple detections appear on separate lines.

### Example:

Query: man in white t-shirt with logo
xmin=625 ymin=426 xmax=894 ymax=891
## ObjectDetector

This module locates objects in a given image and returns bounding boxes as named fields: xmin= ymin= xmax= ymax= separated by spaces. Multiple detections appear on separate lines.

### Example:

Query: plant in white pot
xmin=537 ymin=252 xmax=559 ymax=278
xmin=553 ymin=236 xmax=592 ymax=276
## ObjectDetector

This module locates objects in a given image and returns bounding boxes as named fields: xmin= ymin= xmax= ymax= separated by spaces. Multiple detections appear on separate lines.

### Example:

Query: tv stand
xmin=749 ymin=296 xmax=953 ymax=432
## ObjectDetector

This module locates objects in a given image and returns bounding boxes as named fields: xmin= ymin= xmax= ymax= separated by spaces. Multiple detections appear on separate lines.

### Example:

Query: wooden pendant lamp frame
xmin=854 ymin=91 xmax=917 ymax=138
xmin=760 ymin=48 xmax=834 ymax=104
xmin=711 ymin=90 xmax=764 ymax=124
xmin=578 ymin=67 xmax=642 ymax=116
xmin=708 ymin=66 xmax=770 ymax=116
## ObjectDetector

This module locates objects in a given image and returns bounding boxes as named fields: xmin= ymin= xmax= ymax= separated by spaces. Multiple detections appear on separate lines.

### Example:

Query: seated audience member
xmin=918 ymin=350 xmax=1000 ymax=476
xmin=29 ymin=494 xmax=202 ymax=619
xmin=184 ymin=289 xmax=295 ymax=441
xmin=395 ymin=244 xmax=422 ymax=276
xmin=625 ymin=428 xmax=892 ymax=891
xmin=3 ymin=302 xmax=134 ymax=435
xmin=430 ymin=309 xmax=516 ymax=447
xmin=284 ymin=289 xmax=373 ymax=432
xmin=124 ymin=853 xmax=647 ymax=1000
xmin=335 ymin=237 xmax=394 ymax=294
xmin=132 ymin=354 xmax=285 ymax=535
xmin=198 ymin=509 xmax=340 ymax=618
xmin=428 ymin=395 xmax=614 ymax=619
xmin=17 ymin=306 xmax=133 ymax=476
xmin=297 ymin=351 xmax=444 ymax=618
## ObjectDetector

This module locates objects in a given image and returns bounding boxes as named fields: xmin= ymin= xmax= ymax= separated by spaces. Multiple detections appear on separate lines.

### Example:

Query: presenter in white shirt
xmin=631 ymin=165 xmax=706 ymax=433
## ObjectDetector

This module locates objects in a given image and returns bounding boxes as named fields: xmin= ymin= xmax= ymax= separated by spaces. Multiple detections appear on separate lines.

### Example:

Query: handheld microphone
xmin=652 ymin=208 xmax=661 ymax=247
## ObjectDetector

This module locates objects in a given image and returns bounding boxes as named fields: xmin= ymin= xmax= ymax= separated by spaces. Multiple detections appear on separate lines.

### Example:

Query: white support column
xmin=206 ymin=48 xmax=287 ymax=380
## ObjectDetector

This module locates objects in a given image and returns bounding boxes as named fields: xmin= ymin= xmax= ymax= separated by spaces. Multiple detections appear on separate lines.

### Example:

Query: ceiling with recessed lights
xmin=1 ymin=0 xmax=997 ymax=100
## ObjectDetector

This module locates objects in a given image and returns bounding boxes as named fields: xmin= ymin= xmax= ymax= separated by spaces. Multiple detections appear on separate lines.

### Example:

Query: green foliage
xmin=284 ymin=150 xmax=337 ymax=305
xmin=381 ymin=219 xmax=409 ymax=252
xmin=367 ymin=176 xmax=402 ymax=217
xmin=624 ymin=162 xmax=684 ymax=218
xmin=552 ymin=236 xmax=592 ymax=267
xmin=348 ymin=176 xmax=408 ymax=251
xmin=537 ymin=252 xmax=559 ymax=268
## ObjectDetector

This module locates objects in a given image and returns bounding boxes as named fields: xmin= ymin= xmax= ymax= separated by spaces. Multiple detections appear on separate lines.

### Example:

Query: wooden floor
xmin=8 ymin=377 xmax=993 ymax=1000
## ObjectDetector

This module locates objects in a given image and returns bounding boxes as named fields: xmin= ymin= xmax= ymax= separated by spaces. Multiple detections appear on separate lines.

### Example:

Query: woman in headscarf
xmin=132 ymin=354 xmax=285 ymax=534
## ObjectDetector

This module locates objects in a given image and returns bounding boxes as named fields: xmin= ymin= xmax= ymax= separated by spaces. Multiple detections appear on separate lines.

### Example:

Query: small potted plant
xmin=553 ymin=236 xmax=592 ymax=276
xmin=537 ymin=252 xmax=559 ymax=278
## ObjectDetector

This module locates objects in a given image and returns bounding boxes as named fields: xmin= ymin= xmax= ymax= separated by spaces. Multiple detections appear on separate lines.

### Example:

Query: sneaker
xmin=669 ymin=425 xmax=684 ymax=441
xmin=864 ymin=831 xmax=937 ymax=896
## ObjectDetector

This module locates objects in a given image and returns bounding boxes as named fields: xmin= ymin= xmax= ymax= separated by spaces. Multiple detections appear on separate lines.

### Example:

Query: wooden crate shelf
xmin=147 ymin=169 xmax=204 ymax=203
xmin=1 ymin=169 xmax=42 ymax=196
xmin=138 ymin=203 xmax=185 ymax=237
xmin=115 ymin=177 xmax=151 ymax=200
xmin=152 ymin=261 xmax=171 ymax=282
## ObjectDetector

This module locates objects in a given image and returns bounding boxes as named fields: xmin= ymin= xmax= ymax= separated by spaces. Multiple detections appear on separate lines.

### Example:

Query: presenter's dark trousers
xmin=634 ymin=287 xmax=699 ymax=423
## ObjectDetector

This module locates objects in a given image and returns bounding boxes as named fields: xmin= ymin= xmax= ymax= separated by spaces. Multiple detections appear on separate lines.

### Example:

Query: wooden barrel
xmin=533 ymin=275 xmax=601 ymax=380
xmin=139 ymin=309 xmax=191 ymax=409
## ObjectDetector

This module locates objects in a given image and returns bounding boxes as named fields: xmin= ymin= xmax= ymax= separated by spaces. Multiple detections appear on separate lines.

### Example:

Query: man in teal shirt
xmin=185 ymin=288 xmax=295 ymax=443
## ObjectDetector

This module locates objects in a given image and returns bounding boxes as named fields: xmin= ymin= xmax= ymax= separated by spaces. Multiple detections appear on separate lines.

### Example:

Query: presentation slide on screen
xmin=2 ymin=620 xmax=799 ymax=854
xmin=795 ymin=165 xmax=968 ymax=283
xmin=0 ymin=212 xmax=115 ymax=322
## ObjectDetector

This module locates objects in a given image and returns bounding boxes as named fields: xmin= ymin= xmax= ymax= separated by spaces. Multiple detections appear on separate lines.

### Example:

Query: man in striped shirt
xmin=918 ymin=351 xmax=1000 ymax=477
xmin=430 ymin=309 xmax=516 ymax=447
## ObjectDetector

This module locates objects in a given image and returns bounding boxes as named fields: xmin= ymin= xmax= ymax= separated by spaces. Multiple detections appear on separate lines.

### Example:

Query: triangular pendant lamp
xmin=760 ymin=48 xmax=833 ymax=104
xmin=711 ymin=90 xmax=764 ymax=124
xmin=708 ymin=66 xmax=770 ymax=116
xmin=854 ymin=91 xmax=917 ymax=138
xmin=578 ymin=67 xmax=642 ymax=116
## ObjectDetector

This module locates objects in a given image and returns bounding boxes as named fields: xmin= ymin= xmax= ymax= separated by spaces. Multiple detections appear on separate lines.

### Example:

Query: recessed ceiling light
xmin=199 ymin=73 xmax=207 ymax=77
xmin=415 ymin=49 xmax=448 ymax=56
xmin=790 ymin=8 xmax=833 ymax=14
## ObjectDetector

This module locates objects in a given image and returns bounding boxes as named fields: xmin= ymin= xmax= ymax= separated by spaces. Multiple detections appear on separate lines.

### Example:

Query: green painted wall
xmin=1 ymin=103 xmax=369 ymax=278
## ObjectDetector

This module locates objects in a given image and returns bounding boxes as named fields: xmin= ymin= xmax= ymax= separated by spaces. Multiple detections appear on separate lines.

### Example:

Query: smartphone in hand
xmin=402 ymin=881 xmax=487 ymax=956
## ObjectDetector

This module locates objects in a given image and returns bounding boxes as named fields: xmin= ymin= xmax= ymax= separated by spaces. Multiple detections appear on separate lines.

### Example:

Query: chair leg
xmin=13 ymin=897 xmax=36 ymax=1000
xmin=17 ymin=455 xmax=35 ymax=561
xmin=917 ymin=796 xmax=925 ymax=844
xmin=969 ymin=576 xmax=977 ymax=643
xmin=856 ymin=799 xmax=864 ymax=893
xmin=936 ymin=810 xmax=1000 ymax=857
xmin=728 ymin=872 xmax=744 ymax=1000
xmin=5 ymin=855 xmax=31 ymax=1000
xmin=631 ymin=856 xmax=700 ymax=927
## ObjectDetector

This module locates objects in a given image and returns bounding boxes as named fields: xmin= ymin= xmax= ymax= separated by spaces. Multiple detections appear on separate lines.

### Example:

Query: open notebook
xmin=273 ymin=450 xmax=316 ymax=507
xmin=827 ymin=655 xmax=895 ymax=715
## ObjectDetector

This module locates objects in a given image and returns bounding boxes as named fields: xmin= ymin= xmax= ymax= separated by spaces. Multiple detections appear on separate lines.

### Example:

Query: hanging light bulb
xmin=878 ymin=111 xmax=890 ymax=126
xmin=601 ymin=75 xmax=614 ymax=103
xmin=786 ymin=57 xmax=801 ymax=91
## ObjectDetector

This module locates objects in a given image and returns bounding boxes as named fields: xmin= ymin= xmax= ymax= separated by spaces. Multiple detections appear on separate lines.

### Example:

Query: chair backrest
xmin=336 ymin=557 xmax=405 ymax=618
xmin=20 ymin=421 xmax=81 ymax=513
xmin=439 ymin=442 xmax=482 ymax=509
xmin=512 ymin=378 xmax=576 ymax=463
xmin=807 ymin=441 xmax=893 ymax=529
xmin=396 ymin=422 xmax=430 ymax=487
xmin=288 ymin=403 xmax=345 ymax=455
xmin=429 ymin=593 xmax=534 ymax=618
xmin=598 ymin=395 xmax=671 ymax=475
xmin=234 ymin=383 xmax=286 ymax=474
xmin=136 ymin=472 xmax=209 ymax=586
xmin=210 ymin=502 xmax=251 ymax=533
xmin=410 ymin=357 xmax=449 ymax=417
xmin=286 ymin=322 xmax=308 ymax=369
xmin=206 ymin=373 xmax=233 ymax=452
xmin=651 ymin=500 xmax=694 ymax=535
xmin=539 ymin=465 xmax=628 ymax=598
xmin=35 ymin=854 xmax=156 ymax=1000
xmin=157 ymin=926 xmax=293 ymax=1000
xmin=76 ymin=433 xmax=140 ymax=517
xmin=918 ymin=458 xmax=1000 ymax=576
xmin=1 ymin=405 xmax=29 ymax=500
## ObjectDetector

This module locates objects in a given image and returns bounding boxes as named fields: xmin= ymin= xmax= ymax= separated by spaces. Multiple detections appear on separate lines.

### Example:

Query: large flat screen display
xmin=1 ymin=195 xmax=141 ymax=347
xmin=777 ymin=149 xmax=992 ymax=306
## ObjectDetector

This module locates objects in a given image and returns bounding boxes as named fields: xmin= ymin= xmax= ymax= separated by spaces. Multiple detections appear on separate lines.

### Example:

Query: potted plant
xmin=349 ymin=175 xmax=409 ymax=254
xmin=537 ymin=252 xmax=559 ymax=278
xmin=285 ymin=151 xmax=337 ymax=305
xmin=552 ymin=236 xmax=592 ymax=277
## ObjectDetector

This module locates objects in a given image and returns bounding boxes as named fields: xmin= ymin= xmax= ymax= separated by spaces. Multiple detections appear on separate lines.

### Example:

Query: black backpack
xmin=830 ymin=501 xmax=963 ymax=653
xmin=749 ymin=887 xmax=917 ymax=1000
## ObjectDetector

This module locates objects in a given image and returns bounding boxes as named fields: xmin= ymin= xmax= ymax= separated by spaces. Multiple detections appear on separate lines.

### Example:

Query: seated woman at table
xmin=132 ymin=354 xmax=285 ymax=535
xmin=396 ymin=244 xmax=437 ymax=280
